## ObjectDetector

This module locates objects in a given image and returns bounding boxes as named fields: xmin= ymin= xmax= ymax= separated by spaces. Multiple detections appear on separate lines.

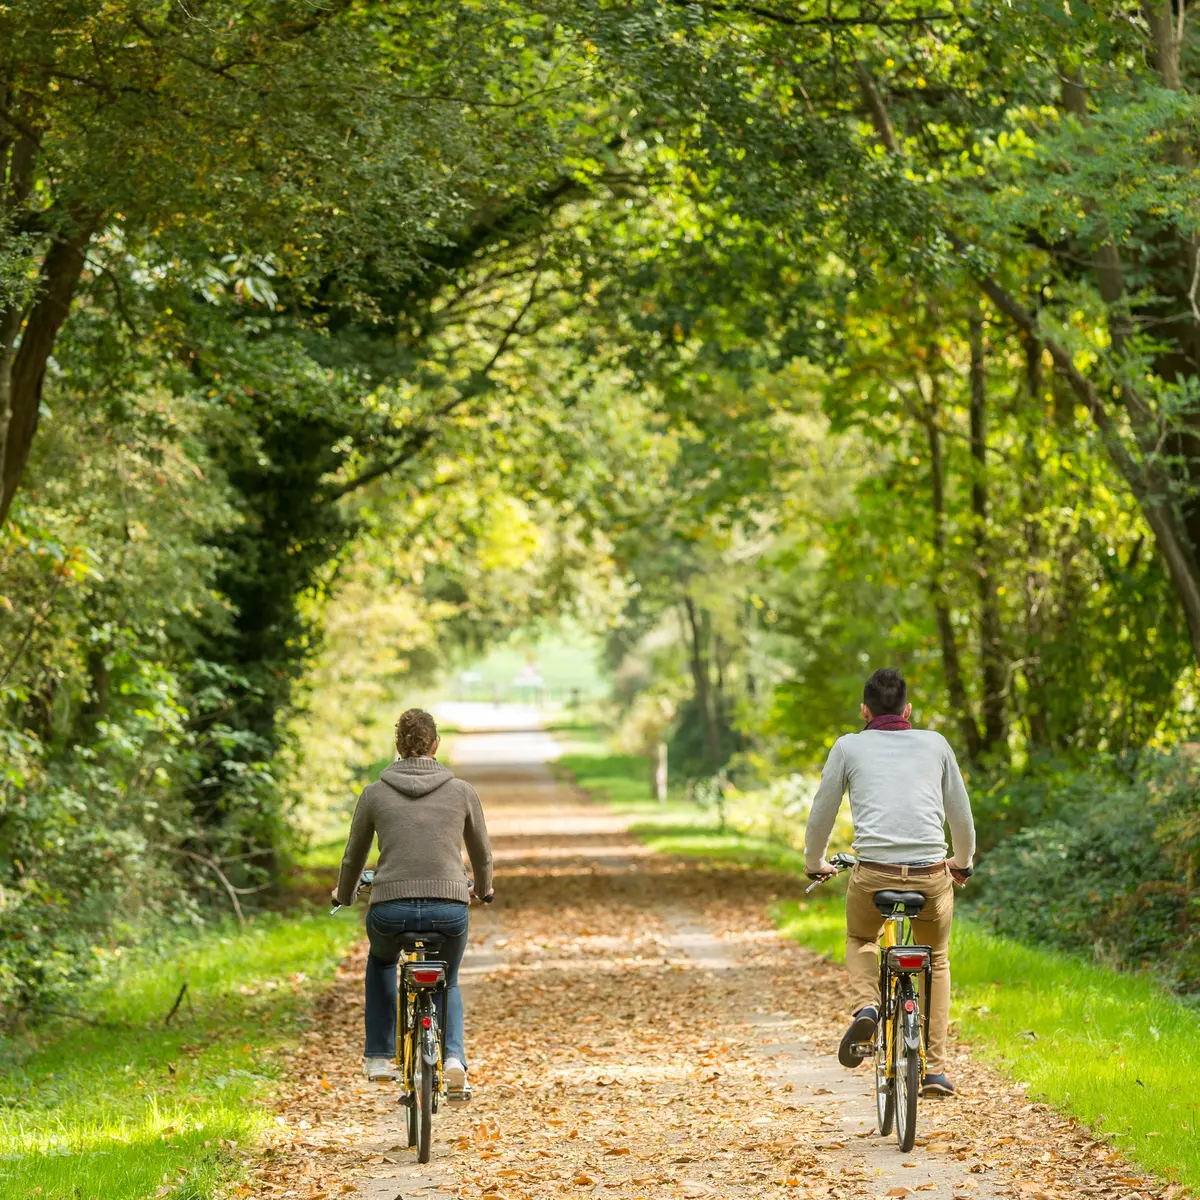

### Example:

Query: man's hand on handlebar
xmin=805 ymin=860 xmax=837 ymax=882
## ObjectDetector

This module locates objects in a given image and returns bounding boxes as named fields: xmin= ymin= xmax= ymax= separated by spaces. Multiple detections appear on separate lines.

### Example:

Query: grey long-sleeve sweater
xmin=803 ymin=729 xmax=975 ymax=872
xmin=334 ymin=757 xmax=493 ymax=906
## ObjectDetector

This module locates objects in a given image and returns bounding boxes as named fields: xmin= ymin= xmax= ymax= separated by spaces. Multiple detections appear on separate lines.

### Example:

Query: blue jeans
xmin=364 ymin=899 xmax=470 ymax=1066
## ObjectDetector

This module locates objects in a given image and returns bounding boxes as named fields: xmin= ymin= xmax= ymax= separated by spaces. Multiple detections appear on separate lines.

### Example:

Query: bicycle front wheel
xmin=893 ymin=981 xmax=920 ymax=1153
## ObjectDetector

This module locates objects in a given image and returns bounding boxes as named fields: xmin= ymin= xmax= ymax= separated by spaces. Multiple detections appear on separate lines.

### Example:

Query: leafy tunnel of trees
xmin=3 ymin=0 xmax=1200 ymax=1013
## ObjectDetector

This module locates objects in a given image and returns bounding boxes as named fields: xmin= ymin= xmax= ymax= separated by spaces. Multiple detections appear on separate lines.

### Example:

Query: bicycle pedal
xmin=851 ymin=1042 xmax=873 ymax=1057
xmin=445 ymin=1087 xmax=472 ymax=1104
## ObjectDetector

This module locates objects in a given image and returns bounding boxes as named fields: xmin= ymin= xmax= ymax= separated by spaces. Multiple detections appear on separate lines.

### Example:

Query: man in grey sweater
xmin=334 ymin=709 xmax=493 ymax=1098
xmin=804 ymin=668 xmax=975 ymax=1096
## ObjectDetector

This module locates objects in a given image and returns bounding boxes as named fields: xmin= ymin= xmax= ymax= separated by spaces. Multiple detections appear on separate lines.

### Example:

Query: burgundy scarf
xmin=866 ymin=714 xmax=912 ymax=731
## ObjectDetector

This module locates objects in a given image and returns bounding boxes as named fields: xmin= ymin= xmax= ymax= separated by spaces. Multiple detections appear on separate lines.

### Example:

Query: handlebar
xmin=803 ymin=854 xmax=973 ymax=895
xmin=804 ymin=852 xmax=857 ymax=894
xmin=330 ymin=869 xmax=495 ymax=914
xmin=330 ymin=868 xmax=375 ymax=915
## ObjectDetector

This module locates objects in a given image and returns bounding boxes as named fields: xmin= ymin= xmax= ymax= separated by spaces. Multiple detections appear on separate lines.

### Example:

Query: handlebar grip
xmin=482 ymin=893 xmax=494 ymax=904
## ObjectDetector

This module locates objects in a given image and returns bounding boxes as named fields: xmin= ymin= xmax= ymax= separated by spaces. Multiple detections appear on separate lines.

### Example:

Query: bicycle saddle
xmin=873 ymin=890 xmax=927 ymax=917
xmin=399 ymin=931 xmax=447 ymax=952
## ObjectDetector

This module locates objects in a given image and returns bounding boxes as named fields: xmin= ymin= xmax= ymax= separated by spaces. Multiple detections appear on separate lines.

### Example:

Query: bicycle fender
xmin=421 ymin=1027 xmax=439 ymax=1066
xmin=895 ymin=978 xmax=922 ymax=1052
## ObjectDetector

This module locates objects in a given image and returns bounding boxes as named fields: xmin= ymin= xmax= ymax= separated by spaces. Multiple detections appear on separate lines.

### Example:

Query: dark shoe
xmin=838 ymin=1007 xmax=878 ymax=1068
xmin=922 ymin=1072 xmax=955 ymax=1096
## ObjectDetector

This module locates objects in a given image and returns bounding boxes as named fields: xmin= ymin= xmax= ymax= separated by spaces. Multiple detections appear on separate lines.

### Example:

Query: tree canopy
xmin=4 ymin=0 xmax=1200 ymax=1015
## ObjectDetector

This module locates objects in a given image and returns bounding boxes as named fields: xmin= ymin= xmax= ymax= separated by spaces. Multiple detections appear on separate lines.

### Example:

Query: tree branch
xmin=325 ymin=271 xmax=544 ymax=501
xmin=854 ymin=62 xmax=899 ymax=153
xmin=88 ymin=257 xmax=140 ymax=338
xmin=162 ymin=847 xmax=249 ymax=923
xmin=668 ymin=1 xmax=955 ymax=28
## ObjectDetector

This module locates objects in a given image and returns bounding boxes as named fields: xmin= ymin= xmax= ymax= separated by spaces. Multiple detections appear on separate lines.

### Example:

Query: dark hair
xmin=863 ymin=668 xmax=907 ymax=716
xmin=395 ymin=708 xmax=438 ymax=758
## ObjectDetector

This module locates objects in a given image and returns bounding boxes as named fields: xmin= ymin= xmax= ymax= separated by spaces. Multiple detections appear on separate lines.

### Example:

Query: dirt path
xmin=248 ymin=709 xmax=1169 ymax=1200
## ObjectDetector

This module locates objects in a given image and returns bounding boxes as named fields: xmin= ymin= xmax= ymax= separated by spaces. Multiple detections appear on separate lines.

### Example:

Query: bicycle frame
xmin=877 ymin=911 xmax=931 ymax=1082
xmin=398 ymin=944 xmax=447 ymax=1109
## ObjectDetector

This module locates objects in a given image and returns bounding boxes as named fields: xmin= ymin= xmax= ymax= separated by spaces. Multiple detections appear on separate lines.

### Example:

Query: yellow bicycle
xmin=333 ymin=872 xmax=490 ymax=1163
xmin=869 ymin=886 xmax=930 ymax=1151
xmin=397 ymin=932 xmax=447 ymax=1163
xmin=808 ymin=854 xmax=932 ymax=1152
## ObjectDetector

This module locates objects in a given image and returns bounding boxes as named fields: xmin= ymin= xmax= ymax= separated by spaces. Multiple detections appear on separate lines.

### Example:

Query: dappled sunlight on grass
xmin=950 ymin=924 xmax=1200 ymax=1188
xmin=0 ymin=912 xmax=360 ymax=1199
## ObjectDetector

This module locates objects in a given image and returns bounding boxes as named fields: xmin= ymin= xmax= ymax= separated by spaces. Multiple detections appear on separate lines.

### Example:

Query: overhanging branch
xmin=324 ymin=269 xmax=544 ymax=502
xmin=668 ymin=1 xmax=955 ymax=28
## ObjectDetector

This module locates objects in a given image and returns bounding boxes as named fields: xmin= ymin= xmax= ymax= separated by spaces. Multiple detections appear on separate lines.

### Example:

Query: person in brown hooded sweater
xmin=333 ymin=708 xmax=493 ymax=1098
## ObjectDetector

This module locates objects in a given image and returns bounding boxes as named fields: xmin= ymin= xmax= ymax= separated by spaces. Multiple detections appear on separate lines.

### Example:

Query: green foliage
xmin=4 ymin=0 xmax=1200 ymax=1086
xmin=0 ymin=388 xmax=273 ymax=1016
xmin=969 ymin=753 xmax=1200 ymax=991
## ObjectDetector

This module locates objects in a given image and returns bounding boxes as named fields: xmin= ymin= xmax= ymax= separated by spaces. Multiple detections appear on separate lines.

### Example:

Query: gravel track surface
xmin=246 ymin=708 xmax=1170 ymax=1200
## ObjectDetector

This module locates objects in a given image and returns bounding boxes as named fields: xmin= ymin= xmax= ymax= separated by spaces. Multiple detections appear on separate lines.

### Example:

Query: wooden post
xmin=655 ymin=741 xmax=668 ymax=804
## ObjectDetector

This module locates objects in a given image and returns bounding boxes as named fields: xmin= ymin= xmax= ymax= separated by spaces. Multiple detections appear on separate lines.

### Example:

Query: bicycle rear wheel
xmin=415 ymin=1041 xmax=434 ymax=1161
xmin=410 ymin=998 xmax=434 ymax=1166
xmin=874 ymin=995 xmax=894 ymax=1137
xmin=893 ymin=979 xmax=920 ymax=1153
xmin=405 ymin=1029 xmax=419 ymax=1149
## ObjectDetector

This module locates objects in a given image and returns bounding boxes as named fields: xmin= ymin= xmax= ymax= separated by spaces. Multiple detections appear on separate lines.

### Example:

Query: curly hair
xmin=395 ymin=708 xmax=439 ymax=758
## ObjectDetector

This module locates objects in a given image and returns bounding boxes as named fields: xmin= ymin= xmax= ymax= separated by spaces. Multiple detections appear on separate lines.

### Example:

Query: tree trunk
xmin=920 ymin=368 xmax=982 ymax=761
xmin=1051 ymin=62 xmax=1200 ymax=659
xmin=1142 ymin=0 xmax=1182 ymax=90
xmin=1019 ymin=332 xmax=1049 ymax=748
xmin=683 ymin=594 xmax=720 ymax=770
xmin=968 ymin=309 xmax=1008 ymax=755
xmin=976 ymin=271 xmax=1200 ymax=667
xmin=0 ymin=220 xmax=96 ymax=524
xmin=0 ymin=309 xmax=20 ymax=515
xmin=862 ymin=57 xmax=1200 ymax=674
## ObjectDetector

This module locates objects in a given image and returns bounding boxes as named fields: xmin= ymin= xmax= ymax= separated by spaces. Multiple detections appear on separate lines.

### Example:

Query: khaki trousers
xmin=845 ymin=862 xmax=954 ymax=1074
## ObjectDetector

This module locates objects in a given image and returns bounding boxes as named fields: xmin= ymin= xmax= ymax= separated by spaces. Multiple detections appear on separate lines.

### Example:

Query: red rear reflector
xmin=411 ymin=969 xmax=441 ymax=984
xmin=422 ymin=1016 xmax=432 ymax=1029
xmin=894 ymin=954 xmax=927 ymax=969
xmin=904 ymin=999 xmax=916 ymax=1013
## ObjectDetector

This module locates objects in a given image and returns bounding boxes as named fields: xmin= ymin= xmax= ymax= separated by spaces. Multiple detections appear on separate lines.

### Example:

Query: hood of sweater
xmin=379 ymin=757 xmax=455 ymax=797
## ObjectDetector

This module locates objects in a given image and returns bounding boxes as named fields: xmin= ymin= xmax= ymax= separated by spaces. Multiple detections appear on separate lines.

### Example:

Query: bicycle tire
xmin=874 ymin=993 xmax=894 ymax=1137
xmin=416 ymin=1037 xmax=434 ymax=1162
xmin=893 ymin=979 xmax=920 ymax=1153
xmin=405 ymin=1029 xmax=419 ymax=1149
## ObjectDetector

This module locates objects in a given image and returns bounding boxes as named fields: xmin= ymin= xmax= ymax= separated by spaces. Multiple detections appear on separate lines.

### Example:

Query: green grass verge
xmin=1 ymin=888 xmax=360 ymax=1199
xmin=558 ymin=743 xmax=1200 ymax=1194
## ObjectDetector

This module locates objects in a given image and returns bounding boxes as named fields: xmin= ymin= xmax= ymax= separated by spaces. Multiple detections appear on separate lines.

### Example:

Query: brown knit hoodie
xmin=334 ymin=757 xmax=493 ymax=906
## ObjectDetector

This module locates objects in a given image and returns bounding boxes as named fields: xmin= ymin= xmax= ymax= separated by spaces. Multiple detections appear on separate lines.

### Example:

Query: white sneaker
xmin=444 ymin=1057 xmax=470 ymax=1102
xmin=363 ymin=1056 xmax=399 ymax=1081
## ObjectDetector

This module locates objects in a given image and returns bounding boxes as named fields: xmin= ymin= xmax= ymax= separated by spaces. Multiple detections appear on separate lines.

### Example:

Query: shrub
xmin=968 ymin=751 xmax=1200 ymax=991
